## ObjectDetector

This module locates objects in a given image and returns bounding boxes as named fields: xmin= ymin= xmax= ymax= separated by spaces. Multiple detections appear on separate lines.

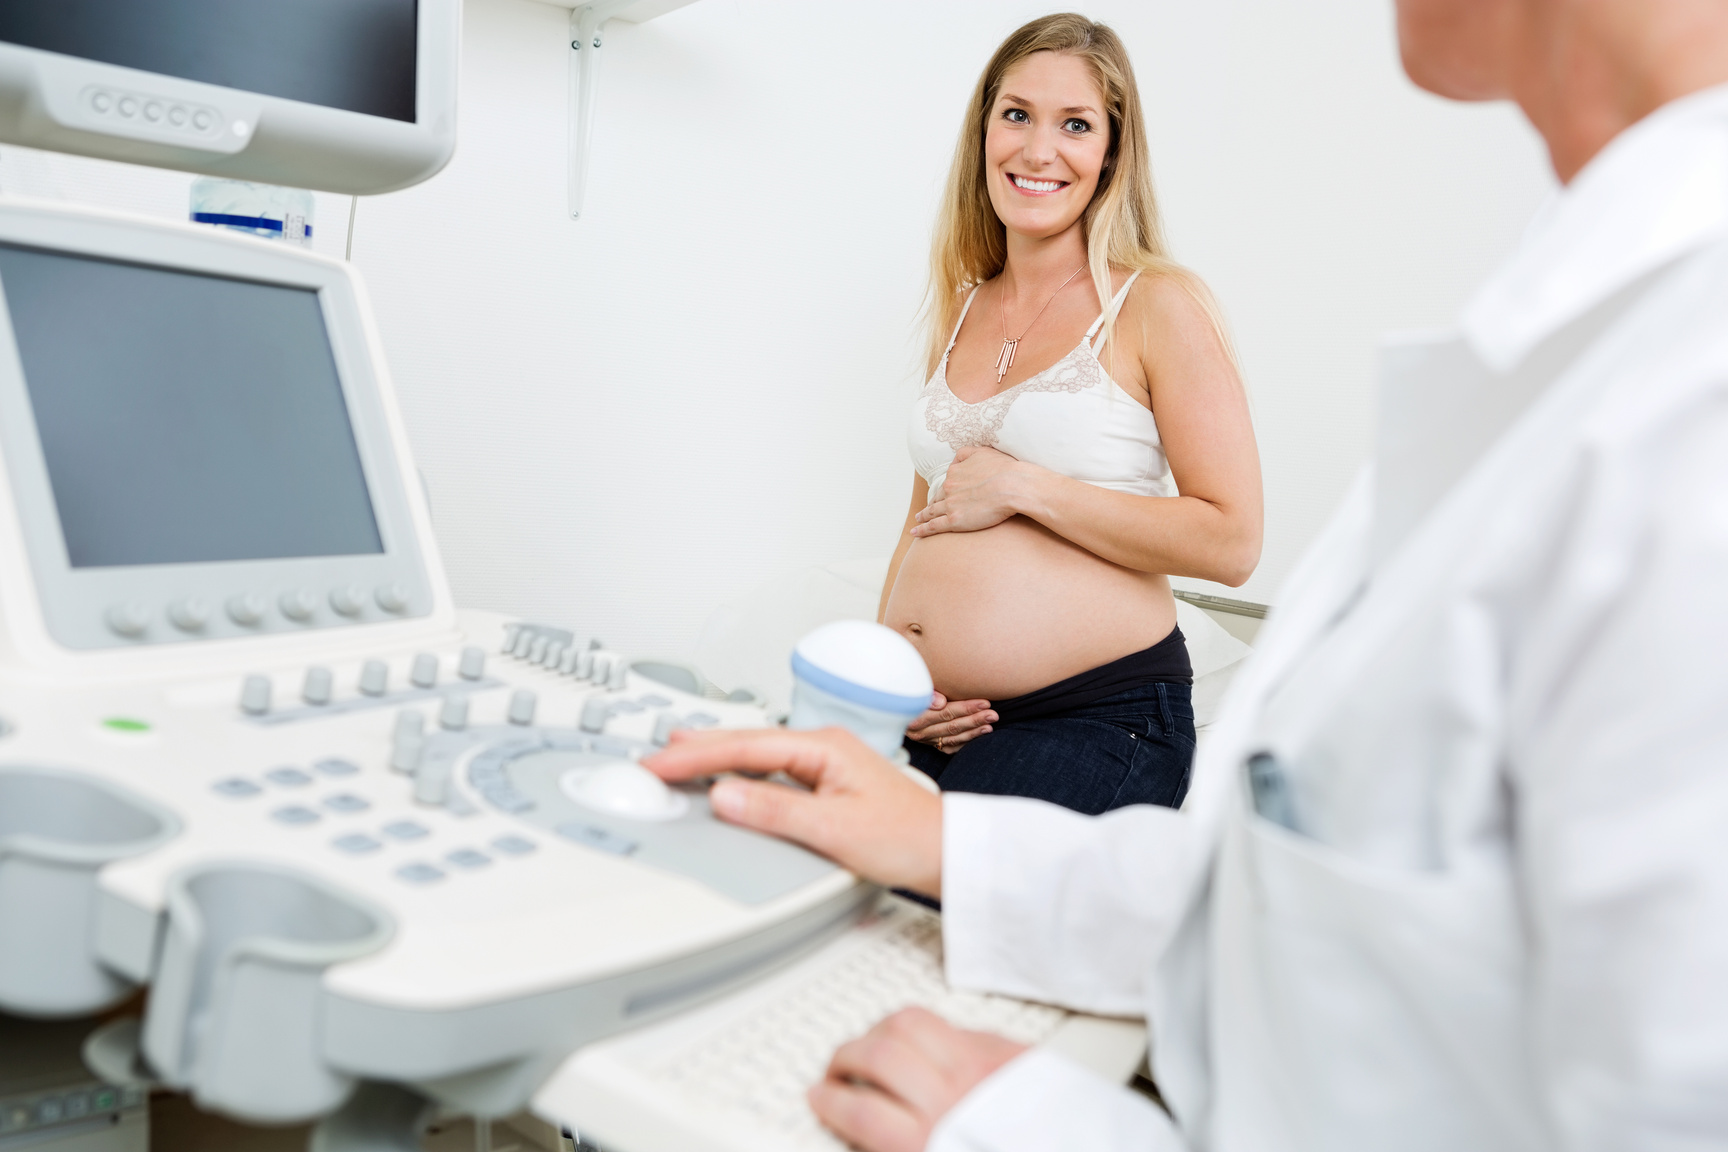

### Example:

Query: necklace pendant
xmin=996 ymin=338 xmax=1017 ymax=383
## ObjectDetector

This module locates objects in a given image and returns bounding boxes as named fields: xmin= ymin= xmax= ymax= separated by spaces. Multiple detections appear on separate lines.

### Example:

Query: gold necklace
xmin=996 ymin=264 xmax=1087 ymax=383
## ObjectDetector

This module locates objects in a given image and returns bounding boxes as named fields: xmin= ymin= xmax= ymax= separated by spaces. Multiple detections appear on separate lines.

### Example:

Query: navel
xmin=907 ymin=623 xmax=924 ymax=636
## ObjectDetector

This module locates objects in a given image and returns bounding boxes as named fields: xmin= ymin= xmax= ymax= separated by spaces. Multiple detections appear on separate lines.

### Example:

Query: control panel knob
xmin=558 ymin=647 xmax=580 ymax=675
xmin=588 ymin=652 xmax=612 ymax=684
xmin=279 ymin=589 xmax=317 ymax=622
xmin=105 ymin=601 xmax=151 ymax=638
xmin=409 ymin=652 xmax=438 ymax=689
xmin=574 ymin=650 xmax=595 ymax=680
xmin=413 ymin=757 xmax=450 ymax=806
xmin=579 ymin=697 xmax=610 ymax=733
xmin=390 ymin=710 xmax=425 ymax=773
xmin=302 ymin=666 xmax=333 ymax=706
xmin=528 ymin=636 xmax=549 ymax=665
xmin=240 ymin=674 xmax=272 ymax=716
xmin=457 ymin=646 xmax=485 ymax=681
xmin=509 ymin=630 xmax=535 ymax=658
xmin=439 ymin=692 xmax=468 ymax=731
xmin=651 ymin=711 xmax=683 ymax=746
xmin=227 ymin=593 xmax=267 ymax=626
xmin=358 ymin=659 xmax=389 ymax=696
xmin=329 ymin=584 xmax=366 ymax=617
xmin=374 ymin=582 xmax=410 ymax=613
xmin=507 ymin=689 xmax=537 ymax=726
xmin=607 ymin=658 xmax=629 ymax=691
xmin=543 ymin=642 xmax=567 ymax=669
xmin=167 ymin=596 xmax=211 ymax=631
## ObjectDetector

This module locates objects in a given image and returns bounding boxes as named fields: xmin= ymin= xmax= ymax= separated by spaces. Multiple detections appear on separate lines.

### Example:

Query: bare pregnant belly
xmin=883 ymin=516 xmax=1177 ymax=701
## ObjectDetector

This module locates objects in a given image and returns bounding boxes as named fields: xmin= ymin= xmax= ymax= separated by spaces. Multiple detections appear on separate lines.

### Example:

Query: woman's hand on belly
xmin=913 ymin=446 xmax=1038 ymax=536
xmin=905 ymin=692 xmax=996 ymax=752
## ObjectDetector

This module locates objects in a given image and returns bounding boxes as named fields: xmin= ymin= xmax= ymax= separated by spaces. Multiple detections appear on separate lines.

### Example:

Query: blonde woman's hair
xmin=924 ymin=12 xmax=1232 ymax=377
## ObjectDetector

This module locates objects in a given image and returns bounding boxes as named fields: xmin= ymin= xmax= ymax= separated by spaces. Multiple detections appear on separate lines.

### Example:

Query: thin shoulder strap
xmin=1086 ymin=270 xmax=1142 ymax=351
xmin=944 ymin=287 xmax=981 ymax=357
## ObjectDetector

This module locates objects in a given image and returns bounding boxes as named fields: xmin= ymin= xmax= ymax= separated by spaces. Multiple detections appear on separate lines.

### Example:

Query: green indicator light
xmin=102 ymin=717 xmax=151 ymax=733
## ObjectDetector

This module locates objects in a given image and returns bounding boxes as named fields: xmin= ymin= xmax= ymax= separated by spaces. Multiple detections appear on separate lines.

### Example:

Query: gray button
xmin=686 ymin=712 xmax=720 ymax=728
xmin=105 ymin=601 xmax=151 ymax=638
xmin=358 ymin=659 xmax=389 ymax=696
xmin=607 ymin=659 xmax=629 ymax=690
xmin=579 ymin=697 xmax=610 ymax=733
xmin=375 ymin=582 xmax=410 ymax=612
xmin=193 ymin=109 xmax=213 ymax=130
xmin=332 ymin=833 xmax=381 ymax=854
xmin=239 ymin=674 xmax=272 ymax=716
xmin=445 ymin=848 xmax=491 ymax=870
xmin=556 ymin=822 xmax=638 ymax=856
xmin=390 ymin=710 xmax=425 ymax=774
xmin=279 ymin=589 xmax=317 ymax=622
xmin=323 ymin=793 xmax=370 ymax=813
xmin=492 ymin=835 xmax=537 ymax=856
xmin=528 ymin=636 xmax=549 ymax=665
xmin=457 ymin=646 xmax=485 ymax=680
xmin=63 ymin=1091 xmax=90 ymax=1119
xmin=169 ymin=104 xmax=187 ymax=126
xmin=395 ymin=863 xmax=444 ymax=885
xmin=92 ymin=91 xmax=113 ymax=113
xmin=651 ymin=711 xmax=683 ymax=746
xmin=329 ymin=584 xmax=366 ymax=616
xmin=575 ymin=649 xmax=595 ymax=680
xmin=558 ymin=647 xmax=581 ymax=675
xmin=641 ymin=694 xmax=672 ymax=708
xmin=507 ymin=689 xmax=537 ymax=726
xmin=213 ymin=777 xmax=262 ymax=798
xmin=610 ymin=699 xmax=645 ymax=714
xmin=543 ymin=642 xmax=567 ymax=669
xmin=382 ymin=820 xmax=429 ymax=840
xmin=302 ymin=666 xmax=334 ymax=706
xmin=410 ymin=652 xmax=438 ymax=688
xmin=167 ymin=596 xmax=211 ymax=630
xmin=266 ymin=767 xmax=312 ymax=787
xmin=588 ymin=653 xmax=613 ymax=684
xmin=439 ymin=692 xmax=469 ymax=731
xmin=271 ymin=805 xmax=320 ymax=825
xmin=227 ymin=592 xmax=267 ymax=626
xmin=315 ymin=757 xmax=360 ymax=777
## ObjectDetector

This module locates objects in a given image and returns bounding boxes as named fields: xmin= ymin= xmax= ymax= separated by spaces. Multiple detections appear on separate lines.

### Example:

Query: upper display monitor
xmin=0 ymin=0 xmax=457 ymax=195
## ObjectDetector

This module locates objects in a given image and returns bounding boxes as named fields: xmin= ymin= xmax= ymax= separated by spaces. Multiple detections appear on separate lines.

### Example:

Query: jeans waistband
xmin=991 ymin=628 xmax=1192 ymax=725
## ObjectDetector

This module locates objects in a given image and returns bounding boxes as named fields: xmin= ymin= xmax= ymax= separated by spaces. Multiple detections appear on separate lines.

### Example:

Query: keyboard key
xmin=491 ymin=834 xmax=537 ymax=856
xmin=265 ymin=766 xmax=312 ymax=787
xmin=556 ymin=821 xmax=637 ymax=856
xmin=381 ymin=820 xmax=429 ymax=840
xmin=271 ymin=805 xmax=320 ymax=826
xmin=314 ymin=757 xmax=360 ymax=777
xmin=323 ymin=793 xmax=371 ymax=813
xmin=445 ymin=848 xmax=491 ymax=870
xmin=395 ymin=863 xmax=444 ymax=885
xmin=212 ymin=777 xmax=261 ymax=798
xmin=332 ymin=833 xmax=381 ymax=855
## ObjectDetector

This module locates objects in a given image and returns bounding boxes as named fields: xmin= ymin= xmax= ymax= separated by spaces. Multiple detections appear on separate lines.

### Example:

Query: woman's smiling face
xmin=983 ymin=51 xmax=1112 ymax=241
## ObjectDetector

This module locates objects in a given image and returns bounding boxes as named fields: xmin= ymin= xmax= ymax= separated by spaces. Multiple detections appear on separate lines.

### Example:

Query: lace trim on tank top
xmin=922 ymin=341 xmax=1102 ymax=450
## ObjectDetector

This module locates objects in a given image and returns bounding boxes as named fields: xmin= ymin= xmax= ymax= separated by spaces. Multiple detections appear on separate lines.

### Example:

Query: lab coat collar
xmin=1461 ymin=82 xmax=1728 ymax=372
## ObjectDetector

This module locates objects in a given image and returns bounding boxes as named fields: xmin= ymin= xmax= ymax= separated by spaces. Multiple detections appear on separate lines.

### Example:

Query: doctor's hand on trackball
xmin=646 ymin=726 xmax=1022 ymax=1152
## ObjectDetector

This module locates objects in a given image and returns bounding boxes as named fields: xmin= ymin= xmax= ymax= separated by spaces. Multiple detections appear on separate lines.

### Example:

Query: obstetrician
xmin=649 ymin=0 xmax=1728 ymax=1147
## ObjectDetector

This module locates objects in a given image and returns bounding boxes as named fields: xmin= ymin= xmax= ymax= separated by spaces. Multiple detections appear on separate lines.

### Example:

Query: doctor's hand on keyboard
xmin=645 ymin=726 xmax=945 ymax=900
xmin=807 ymin=1006 xmax=1028 ymax=1152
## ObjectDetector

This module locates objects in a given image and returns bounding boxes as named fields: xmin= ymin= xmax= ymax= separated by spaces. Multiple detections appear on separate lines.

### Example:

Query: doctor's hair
xmin=923 ymin=12 xmax=1235 ymax=378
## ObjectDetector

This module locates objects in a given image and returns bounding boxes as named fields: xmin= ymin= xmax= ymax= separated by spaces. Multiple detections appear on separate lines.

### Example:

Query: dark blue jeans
xmin=905 ymin=680 xmax=1196 ymax=815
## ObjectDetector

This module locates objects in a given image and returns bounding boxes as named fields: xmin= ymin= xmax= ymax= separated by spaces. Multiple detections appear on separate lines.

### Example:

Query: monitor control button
xmin=167 ymin=596 xmax=211 ymax=631
xmin=374 ymin=582 xmax=410 ymax=612
xmin=168 ymin=105 xmax=188 ymax=127
xmin=329 ymin=585 xmax=366 ymax=617
xmin=90 ymin=90 xmax=114 ymax=114
xmin=117 ymin=96 xmax=138 ymax=118
xmin=143 ymin=101 xmax=163 ymax=122
xmin=279 ymin=589 xmax=317 ymax=622
xmin=105 ymin=602 xmax=151 ymax=638
xmin=192 ymin=109 xmax=213 ymax=131
xmin=227 ymin=592 xmax=267 ymax=626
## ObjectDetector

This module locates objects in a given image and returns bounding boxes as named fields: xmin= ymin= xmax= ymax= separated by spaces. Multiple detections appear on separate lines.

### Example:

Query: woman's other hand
xmin=906 ymin=692 xmax=995 ymax=752
xmin=912 ymin=446 xmax=1039 ymax=536
xmin=643 ymin=727 xmax=943 ymax=898
xmin=808 ymin=1007 xmax=1027 ymax=1152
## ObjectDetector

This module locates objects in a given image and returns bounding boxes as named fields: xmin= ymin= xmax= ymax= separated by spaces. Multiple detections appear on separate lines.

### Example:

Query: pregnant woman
xmin=879 ymin=14 xmax=1262 ymax=814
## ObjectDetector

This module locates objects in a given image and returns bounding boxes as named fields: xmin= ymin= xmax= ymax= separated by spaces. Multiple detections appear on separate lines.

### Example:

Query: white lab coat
xmin=928 ymin=83 xmax=1728 ymax=1152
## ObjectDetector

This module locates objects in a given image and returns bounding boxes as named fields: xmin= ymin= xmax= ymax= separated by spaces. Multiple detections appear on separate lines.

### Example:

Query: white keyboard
xmin=535 ymin=898 xmax=1078 ymax=1152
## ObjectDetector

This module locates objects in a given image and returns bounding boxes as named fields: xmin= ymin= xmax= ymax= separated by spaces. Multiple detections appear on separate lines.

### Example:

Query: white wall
xmin=0 ymin=0 xmax=1553 ymax=668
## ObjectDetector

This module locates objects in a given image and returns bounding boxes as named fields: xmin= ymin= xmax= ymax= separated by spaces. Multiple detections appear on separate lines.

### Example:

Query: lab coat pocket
xmin=1210 ymin=808 xmax=1547 ymax=1152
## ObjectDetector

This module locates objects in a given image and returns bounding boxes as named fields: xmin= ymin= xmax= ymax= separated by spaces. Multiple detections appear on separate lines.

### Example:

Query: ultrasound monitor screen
xmin=0 ymin=0 xmax=417 ymax=123
xmin=0 ymin=244 xmax=384 ymax=569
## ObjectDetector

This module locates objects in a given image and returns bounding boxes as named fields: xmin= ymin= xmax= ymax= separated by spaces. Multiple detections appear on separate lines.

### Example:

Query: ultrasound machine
xmin=0 ymin=6 xmax=1140 ymax=1151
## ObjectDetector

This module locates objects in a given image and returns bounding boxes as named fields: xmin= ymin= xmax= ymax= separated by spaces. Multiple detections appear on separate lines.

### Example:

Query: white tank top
xmin=908 ymin=271 xmax=1175 ymax=503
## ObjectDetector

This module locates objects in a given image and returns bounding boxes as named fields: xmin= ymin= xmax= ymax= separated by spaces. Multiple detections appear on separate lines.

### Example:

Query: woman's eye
xmin=1063 ymin=118 xmax=1092 ymax=134
xmin=1003 ymin=108 xmax=1029 ymax=124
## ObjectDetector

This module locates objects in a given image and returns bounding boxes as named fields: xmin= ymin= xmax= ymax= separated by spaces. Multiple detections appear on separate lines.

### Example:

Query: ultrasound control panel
xmin=0 ymin=202 xmax=867 ymax=1145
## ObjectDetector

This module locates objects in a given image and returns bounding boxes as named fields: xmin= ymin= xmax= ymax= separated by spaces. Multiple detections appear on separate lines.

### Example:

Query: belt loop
xmin=1155 ymin=682 xmax=1173 ymax=736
